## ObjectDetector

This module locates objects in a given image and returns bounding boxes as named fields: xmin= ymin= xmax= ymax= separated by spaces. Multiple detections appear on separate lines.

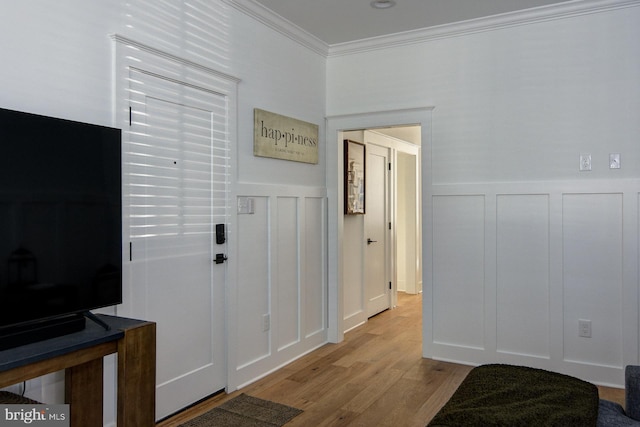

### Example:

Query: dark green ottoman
xmin=428 ymin=364 xmax=599 ymax=427
xmin=0 ymin=391 xmax=41 ymax=404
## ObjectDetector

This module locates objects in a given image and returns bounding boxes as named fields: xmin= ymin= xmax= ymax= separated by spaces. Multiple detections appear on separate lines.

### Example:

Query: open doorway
xmin=374 ymin=127 xmax=422 ymax=298
xmin=341 ymin=127 xmax=422 ymax=332
xmin=326 ymin=107 xmax=433 ymax=345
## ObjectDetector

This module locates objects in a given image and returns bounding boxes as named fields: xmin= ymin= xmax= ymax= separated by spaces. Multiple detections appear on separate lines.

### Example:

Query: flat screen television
xmin=0 ymin=107 xmax=122 ymax=350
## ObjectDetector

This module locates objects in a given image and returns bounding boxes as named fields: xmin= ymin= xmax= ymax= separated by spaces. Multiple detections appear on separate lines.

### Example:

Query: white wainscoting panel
xmin=343 ymin=215 xmax=365 ymax=331
xmin=304 ymin=196 xmax=327 ymax=338
xmin=426 ymin=181 xmax=638 ymax=386
xmin=432 ymin=195 xmax=485 ymax=349
xmin=496 ymin=194 xmax=550 ymax=358
xmin=237 ymin=196 xmax=271 ymax=368
xmin=277 ymin=197 xmax=300 ymax=351
xmin=233 ymin=184 xmax=327 ymax=388
xmin=562 ymin=193 xmax=623 ymax=368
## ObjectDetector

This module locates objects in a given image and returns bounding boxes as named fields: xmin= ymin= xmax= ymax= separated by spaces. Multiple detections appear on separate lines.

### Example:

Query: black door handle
xmin=367 ymin=238 xmax=377 ymax=245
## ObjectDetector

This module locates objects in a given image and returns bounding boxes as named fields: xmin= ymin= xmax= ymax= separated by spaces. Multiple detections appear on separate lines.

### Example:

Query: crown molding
xmin=223 ymin=0 xmax=640 ymax=58
xmin=329 ymin=0 xmax=640 ymax=57
xmin=221 ymin=0 xmax=329 ymax=57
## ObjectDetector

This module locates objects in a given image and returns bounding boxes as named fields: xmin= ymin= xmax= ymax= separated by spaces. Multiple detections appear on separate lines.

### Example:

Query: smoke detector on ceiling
xmin=370 ymin=0 xmax=396 ymax=9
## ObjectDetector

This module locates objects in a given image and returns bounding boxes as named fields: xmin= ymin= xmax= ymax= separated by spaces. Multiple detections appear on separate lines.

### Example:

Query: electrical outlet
xmin=579 ymin=154 xmax=591 ymax=171
xmin=578 ymin=319 xmax=591 ymax=338
xmin=609 ymin=153 xmax=621 ymax=169
xmin=262 ymin=314 xmax=270 ymax=332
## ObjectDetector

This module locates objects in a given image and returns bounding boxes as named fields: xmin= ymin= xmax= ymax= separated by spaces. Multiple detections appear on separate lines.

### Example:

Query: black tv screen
xmin=0 ymin=108 xmax=122 ymax=334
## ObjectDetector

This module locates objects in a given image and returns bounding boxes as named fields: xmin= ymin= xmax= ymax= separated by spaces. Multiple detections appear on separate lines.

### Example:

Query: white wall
xmin=0 ymin=1 xmax=121 ymax=125
xmin=0 ymin=0 xmax=327 ymax=422
xmin=328 ymin=3 xmax=640 ymax=386
xmin=224 ymin=3 xmax=328 ymax=390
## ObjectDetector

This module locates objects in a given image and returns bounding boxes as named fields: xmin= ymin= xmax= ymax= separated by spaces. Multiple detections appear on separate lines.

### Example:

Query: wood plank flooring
xmin=157 ymin=292 xmax=624 ymax=426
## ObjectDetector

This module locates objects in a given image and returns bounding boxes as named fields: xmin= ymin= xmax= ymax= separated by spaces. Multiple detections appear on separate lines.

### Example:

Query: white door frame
xmin=325 ymin=107 xmax=433 ymax=344
xmin=111 ymin=34 xmax=240 ymax=396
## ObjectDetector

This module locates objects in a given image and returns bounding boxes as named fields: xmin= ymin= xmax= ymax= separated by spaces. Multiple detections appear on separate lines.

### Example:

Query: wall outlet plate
xmin=609 ymin=153 xmax=621 ymax=169
xmin=579 ymin=319 xmax=592 ymax=338
xmin=579 ymin=154 xmax=591 ymax=171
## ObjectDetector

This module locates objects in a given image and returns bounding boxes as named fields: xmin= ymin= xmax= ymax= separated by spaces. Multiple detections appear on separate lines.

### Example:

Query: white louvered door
xmin=125 ymin=68 xmax=228 ymax=419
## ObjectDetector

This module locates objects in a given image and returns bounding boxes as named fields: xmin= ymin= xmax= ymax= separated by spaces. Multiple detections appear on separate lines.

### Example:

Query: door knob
xmin=367 ymin=238 xmax=377 ymax=245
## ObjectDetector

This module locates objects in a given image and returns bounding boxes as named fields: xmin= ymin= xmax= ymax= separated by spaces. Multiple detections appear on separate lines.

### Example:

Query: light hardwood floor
xmin=157 ymin=292 xmax=625 ymax=426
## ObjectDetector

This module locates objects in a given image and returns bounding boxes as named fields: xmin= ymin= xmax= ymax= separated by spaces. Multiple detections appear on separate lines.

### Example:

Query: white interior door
xmin=365 ymin=143 xmax=391 ymax=317
xmin=124 ymin=69 xmax=227 ymax=419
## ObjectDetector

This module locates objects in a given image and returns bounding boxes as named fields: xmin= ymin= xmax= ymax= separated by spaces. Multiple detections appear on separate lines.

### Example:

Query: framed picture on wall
xmin=344 ymin=139 xmax=365 ymax=214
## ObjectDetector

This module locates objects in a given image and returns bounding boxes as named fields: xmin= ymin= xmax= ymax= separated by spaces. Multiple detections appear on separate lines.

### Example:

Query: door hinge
xmin=129 ymin=242 xmax=132 ymax=261
xmin=388 ymin=162 xmax=391 ymax=171
xmin=389 ymin=222 xmax=392 ymax=230
xmin=129 ymin=106 xmax=132 ymax=126
xmin=389 ymin=281 xmax=392 ymax=290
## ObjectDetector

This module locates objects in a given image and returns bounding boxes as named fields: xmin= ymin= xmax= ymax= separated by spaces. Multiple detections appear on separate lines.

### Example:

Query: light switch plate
xmin=579 ymin=154 xmax=591 ymax=171
xmin=237 ymin=197 xmax=255 ymax=214
xmin=609 ymin=153 xmax=620 ymax=169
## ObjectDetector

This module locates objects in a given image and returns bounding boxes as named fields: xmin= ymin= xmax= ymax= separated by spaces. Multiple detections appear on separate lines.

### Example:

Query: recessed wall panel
xmin=277 ymin=197 xmax=299 ymax=350
xmin=343 ymin=214 xmax=364 ymax=322
xmin=563 ymin=193 xmax=623 ymax=367
xmin=237 ymin=196 xmax=270 ymax=367
xmin=432 ymin=195 xmax=485 ymax=349
xmin=496 ymin=194 xmax=550 ymax=357
xmin=305 ymin=197 xmax=325 ymax=337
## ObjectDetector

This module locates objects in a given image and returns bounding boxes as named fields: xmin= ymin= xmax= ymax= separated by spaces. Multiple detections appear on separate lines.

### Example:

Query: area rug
xmin=179 ymin=393 xmax=303 ymax=427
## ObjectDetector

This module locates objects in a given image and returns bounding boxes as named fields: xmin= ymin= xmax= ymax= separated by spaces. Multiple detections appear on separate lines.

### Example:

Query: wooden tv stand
xmin=0 ymin=315 xmax=155 ymax=426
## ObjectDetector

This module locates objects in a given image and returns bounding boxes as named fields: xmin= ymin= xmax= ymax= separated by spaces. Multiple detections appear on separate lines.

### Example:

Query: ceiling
xmin=252 ymin=0 xmax=574 ymax=45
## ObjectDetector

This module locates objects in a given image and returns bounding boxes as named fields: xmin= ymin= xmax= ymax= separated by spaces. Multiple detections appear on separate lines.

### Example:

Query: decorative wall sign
xmin=254 ymin=108 xmax=319 ymax=164
xmin=344 ymin=139 xmax=365 ymax=215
